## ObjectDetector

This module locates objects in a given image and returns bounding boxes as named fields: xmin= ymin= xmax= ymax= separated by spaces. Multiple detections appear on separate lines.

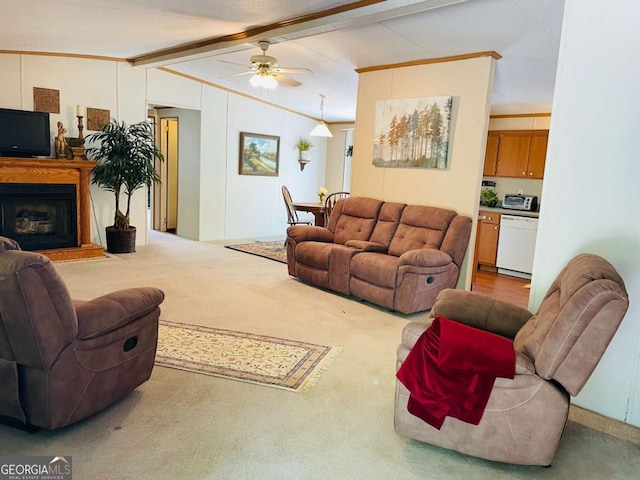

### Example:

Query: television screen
xmin=0 ymin=108 xmax=51 ymax=157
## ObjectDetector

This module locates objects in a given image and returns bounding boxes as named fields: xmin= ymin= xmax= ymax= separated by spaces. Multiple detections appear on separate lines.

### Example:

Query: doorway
xmin=154 ymin=117 xmax=179 ymax=233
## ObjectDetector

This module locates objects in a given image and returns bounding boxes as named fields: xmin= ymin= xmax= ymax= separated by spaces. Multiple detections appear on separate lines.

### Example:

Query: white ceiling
xmin=0 ymin=0 xmax=565 ymax=122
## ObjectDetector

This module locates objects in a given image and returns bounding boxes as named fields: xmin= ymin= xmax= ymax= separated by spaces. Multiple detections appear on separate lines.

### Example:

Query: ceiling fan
xmin=220 ymin=41 xmax=312 ymax=88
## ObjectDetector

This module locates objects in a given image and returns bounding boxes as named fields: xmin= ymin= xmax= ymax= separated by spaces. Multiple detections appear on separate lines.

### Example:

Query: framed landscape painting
xmin=239 ymin=132 xmax=280 ymax=176
xmin=372 ymin=96 xmax=454 ymax=169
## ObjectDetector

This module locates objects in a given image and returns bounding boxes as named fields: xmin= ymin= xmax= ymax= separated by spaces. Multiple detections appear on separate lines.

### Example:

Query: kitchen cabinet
xmin=483 ymin=133 xmax=500 ymax=176
xmin=484 ymin=130 xmax=549 ymax=179
xmin=526 ymin=131 xmax=549 ymax=179
xmin=476 ymin=211 xmax=501 ymax=268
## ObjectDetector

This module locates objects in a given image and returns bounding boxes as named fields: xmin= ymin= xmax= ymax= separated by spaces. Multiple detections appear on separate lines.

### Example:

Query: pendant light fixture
xmin=310 ymin=94 xmax=333 ymax=137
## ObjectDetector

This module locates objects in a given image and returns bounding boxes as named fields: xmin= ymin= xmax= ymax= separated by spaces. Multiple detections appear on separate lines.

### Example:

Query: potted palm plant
xmin=295 ymin=137 xmax=313 ymax=171
xmin=86 ymin=119 xmax=163 ymax=253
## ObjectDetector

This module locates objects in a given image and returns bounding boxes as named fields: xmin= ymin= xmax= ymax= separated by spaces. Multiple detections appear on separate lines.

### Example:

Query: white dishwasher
xmin=496 ymin=215 xmax=538 ymax=278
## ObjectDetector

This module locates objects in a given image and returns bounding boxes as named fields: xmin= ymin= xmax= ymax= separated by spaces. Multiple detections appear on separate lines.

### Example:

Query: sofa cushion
xmin=295 ymin=242 xmax=335 ymax=269
xmin=350 ymin=253 xmax=399 ymax=288
xmin=388 ymin=206 xmax=457 ymax=257
xmin=329 ymin=197 xmax=383 ymax=245
xmin=369 ymin=202 xmax=406 ymax=248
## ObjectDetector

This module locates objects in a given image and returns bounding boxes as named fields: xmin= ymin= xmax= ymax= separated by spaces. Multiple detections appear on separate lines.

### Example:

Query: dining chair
xmin=324 ymin=191 xmax=350 ymax=224
xmin=282 ymin=185 xmax=312 ymax=227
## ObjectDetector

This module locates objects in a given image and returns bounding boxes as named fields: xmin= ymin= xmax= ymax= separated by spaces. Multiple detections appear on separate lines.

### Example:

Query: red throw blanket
xmin=396 ymin=317 xmax=515 ymax=429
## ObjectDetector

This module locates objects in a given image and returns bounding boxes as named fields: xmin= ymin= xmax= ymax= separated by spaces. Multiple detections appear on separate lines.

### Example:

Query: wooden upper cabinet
xmin=483 ymin=133 xmax=500 ymax=176
xmin=495 ymin=133 xmax=531 ymax=177
xmin=527 ymin=130 xmax=549 ymax=179
xmin=483 ymin=130 xmax=549 ymax=179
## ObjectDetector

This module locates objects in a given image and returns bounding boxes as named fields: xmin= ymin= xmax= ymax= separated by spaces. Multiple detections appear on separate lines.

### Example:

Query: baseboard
xmin=569 ymin=404 xmax=640 ymax=445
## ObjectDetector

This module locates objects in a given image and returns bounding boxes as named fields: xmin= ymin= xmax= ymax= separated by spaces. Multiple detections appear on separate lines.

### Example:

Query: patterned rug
xmin=225 ymin=241 xmax=287 ymax=264
xmin=155 ymin=320 xmax=341 ymax=392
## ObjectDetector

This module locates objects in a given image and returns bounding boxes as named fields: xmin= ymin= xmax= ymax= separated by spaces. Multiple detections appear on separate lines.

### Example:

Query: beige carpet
xmin=225 ymin=240 xmax=287 ymax=263
xmin=3 ymin=231 xmax=638 ymax=480
xmin=156 ymin=320 xmax=340 ymax=392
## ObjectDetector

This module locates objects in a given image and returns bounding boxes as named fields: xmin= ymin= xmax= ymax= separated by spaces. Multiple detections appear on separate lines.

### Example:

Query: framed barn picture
xmin=239 ymin=132 xmax=280 ymax=176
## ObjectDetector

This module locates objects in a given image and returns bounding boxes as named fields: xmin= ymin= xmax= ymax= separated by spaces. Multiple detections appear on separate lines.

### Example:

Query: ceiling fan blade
xmin=217 ymin=59 xmax=251 ymax=68
xmin=277 ymin=67 xmax=313 ymax=74
xmin=275 ymin=74 xmax=302 ymax=87
xmin=219 ymin=70 xmax=255 ymax=79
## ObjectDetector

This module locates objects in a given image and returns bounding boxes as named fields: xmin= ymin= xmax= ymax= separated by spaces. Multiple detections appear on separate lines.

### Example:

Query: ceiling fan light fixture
xmin=310 ymin=94 xmax=333 ymax=138
xmin=250 ymin=72 xmax=277 ymax=89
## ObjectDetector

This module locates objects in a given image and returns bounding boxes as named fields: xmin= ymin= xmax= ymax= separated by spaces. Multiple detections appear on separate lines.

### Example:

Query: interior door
xmin=157 ymin=117 xmax=179 ymax=233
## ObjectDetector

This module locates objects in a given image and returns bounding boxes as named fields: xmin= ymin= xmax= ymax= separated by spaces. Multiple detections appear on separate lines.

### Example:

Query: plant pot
xmin=105 ymin=226 xmax=136 ymax=253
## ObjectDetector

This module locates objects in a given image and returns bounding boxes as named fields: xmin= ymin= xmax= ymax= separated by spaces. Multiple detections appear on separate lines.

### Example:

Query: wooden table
xmin=292 ymin=202 xmax=326 ymax=227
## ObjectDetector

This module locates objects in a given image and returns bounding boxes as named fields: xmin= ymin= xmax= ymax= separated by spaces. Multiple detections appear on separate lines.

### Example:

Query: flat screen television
xmin=0 ymin=108 xmax=51 ymax=157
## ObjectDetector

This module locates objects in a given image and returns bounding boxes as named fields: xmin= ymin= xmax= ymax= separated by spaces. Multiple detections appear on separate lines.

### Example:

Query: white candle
xmin=76 ymin=105 xmax=83 ymax=116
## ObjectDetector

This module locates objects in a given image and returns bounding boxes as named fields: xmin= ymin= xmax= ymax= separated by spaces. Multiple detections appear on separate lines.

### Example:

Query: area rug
xmin=225 ymin=241 xmax=287 ymax=264
xmin=155 ymin=320 xmax=341 ymax=392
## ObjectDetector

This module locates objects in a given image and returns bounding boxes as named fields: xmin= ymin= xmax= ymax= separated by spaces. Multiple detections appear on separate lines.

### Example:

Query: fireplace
xmin=0 ymin=157 xmax=103 ymax=260
xmin=0 ymin=183 xmax=78 ymax=250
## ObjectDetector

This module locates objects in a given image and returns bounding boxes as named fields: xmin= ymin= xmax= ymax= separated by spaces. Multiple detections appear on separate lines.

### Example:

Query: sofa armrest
xmin=398 ymin=248 xmax=452 ymax=267
xmin=286 ymin=225 xmax=334 ymax=243
xmin=344 ymin=240 xmax=387 ymax=252
xmin=429 ymin=289 xmax=532 ymax=340
xmin=75 ymin=287 xmax=165 ymax=339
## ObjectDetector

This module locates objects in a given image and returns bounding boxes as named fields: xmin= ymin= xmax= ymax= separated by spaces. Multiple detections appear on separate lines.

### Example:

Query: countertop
xmin=479 ymin=205 xmax=539 ymax=218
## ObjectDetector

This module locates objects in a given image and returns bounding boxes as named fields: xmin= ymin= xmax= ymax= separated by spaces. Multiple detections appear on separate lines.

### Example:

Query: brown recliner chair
xmin=0 ymin=236 xmax=164 ymax=430
xmin=395 ymin=253 xmax=629 ymax=465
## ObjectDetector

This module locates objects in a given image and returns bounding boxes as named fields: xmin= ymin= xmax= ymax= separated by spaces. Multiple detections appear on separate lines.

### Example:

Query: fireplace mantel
xmin=0 ymin=157 xmax=104 ymax=260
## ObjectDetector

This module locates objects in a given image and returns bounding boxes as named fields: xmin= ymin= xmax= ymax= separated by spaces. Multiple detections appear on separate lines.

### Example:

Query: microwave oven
xmin=502 ymin=194 xmax=538 ymax=211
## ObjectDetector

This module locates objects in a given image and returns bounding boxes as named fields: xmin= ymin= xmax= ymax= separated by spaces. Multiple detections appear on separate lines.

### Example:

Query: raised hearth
xmin=0 ymin=157 xmax=104 ymax=260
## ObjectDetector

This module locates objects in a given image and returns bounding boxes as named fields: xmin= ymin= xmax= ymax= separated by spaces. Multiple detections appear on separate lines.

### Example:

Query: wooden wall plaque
xmin=33 ymin=87 xmax=60 ymax=113
xmin=87 ymin=108 xmax=110 ymax=131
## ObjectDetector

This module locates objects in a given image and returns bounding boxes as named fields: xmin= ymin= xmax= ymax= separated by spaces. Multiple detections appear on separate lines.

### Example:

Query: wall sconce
xmin=296 ymin=137 xmax=313 ymax=171
xmin=310 ymin=94 xmax=333 ymax=137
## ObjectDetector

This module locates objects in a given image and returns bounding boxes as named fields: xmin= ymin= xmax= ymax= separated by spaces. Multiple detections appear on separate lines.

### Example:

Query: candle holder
xmin=70 ymin=146 xmax=85 ymax=161
xmin=76 ymin=115 xmax=84 ymax=143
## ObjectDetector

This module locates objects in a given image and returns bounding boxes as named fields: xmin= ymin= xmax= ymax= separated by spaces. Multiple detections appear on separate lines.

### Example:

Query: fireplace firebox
xmin=0 ymin=183 xmax=78 ymax=251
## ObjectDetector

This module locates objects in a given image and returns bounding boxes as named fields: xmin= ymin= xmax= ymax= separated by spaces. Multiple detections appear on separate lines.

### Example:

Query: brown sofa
xmin=0 ymin=236 xmax=164 ymax=430
xmin=394 ymin=253 xmax=629 ymax=465
xmin=286 ymin=197 xmax=472 ymax=313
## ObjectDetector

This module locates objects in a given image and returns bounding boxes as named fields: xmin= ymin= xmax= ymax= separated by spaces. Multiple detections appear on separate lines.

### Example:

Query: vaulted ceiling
xmin=0 ymin=0 xmax=564 ymax=122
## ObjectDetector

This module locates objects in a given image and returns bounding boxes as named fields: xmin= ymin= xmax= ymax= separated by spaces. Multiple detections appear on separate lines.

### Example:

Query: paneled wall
xmin=0 ymin=54 xmax=328 ymax=246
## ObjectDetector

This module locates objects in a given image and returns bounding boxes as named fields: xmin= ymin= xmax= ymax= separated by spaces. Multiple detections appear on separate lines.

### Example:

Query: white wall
xmin=198 ymin=85 xmax=228 ymax=241
xmin=326 ymin=123 xmax=355 ymax=193
xmin=531 ymin=0 xmax=640 ymax=425
xmin=0 ymin=54 xmax=330 ymax=247
xmin=157 ymin=108 xmax=202 ymax=241
xmin=145 ymin=68 xmax=328 ymax=241
xmin=0 ymin=54 xmax=150 ymax=247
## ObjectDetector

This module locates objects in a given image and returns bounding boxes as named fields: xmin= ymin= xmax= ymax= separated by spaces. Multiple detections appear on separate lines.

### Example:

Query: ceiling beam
xmin=130 ymin=0 xmax=469 ymax=68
